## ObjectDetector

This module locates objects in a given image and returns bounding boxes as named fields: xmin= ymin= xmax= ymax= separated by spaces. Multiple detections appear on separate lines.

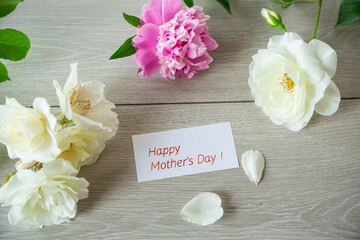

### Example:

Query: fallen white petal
xmin=241 ymin=150 xmax=265 ymax=185
xmin=180 ymin=192 xmax=223 ymax=226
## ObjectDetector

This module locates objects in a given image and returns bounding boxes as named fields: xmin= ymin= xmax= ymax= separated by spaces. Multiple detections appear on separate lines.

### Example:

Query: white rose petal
xmin=53 ymin=63 xmax=119 ymax=140
xmin=241 ymin=150 xmax=265 ymax=185
xmin=309 ymin=39 xmax=337 ymax=78
xmin=56 ymin=126 xmax=106 ymax=170
xmin=180 ymin=192 xmax=223 ymax=226
xmin=249 ymin=32 xmax=340 ymax=131
xmin=315 ymin=80 xmax=341 ymax=116
xmin=0 ymin=159 xmax=89 ymax=228
xmin=0 ymin=97 xmax=61 ymax=163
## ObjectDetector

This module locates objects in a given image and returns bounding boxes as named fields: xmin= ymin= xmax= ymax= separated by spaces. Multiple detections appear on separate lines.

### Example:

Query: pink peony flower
xmin=132 ymin=0 xmax=218 ymax=80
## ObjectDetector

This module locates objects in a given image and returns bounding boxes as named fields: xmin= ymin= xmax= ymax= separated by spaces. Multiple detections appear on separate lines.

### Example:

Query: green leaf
xmin=123 ymin=12 xmax=141 ymax=27
xmin=216 ymin=0 xmax=232 ymax=14
xmin=0 ymin=28 xmax=30 ymax=61
xmin=0 ymin=0 xmax=23 ymax=18
xmin=109 ymin=35 xmax=136 ymax=60
xmin=0 ymin=62 xmax=11 ymax=83
xmin=336 ymin=0 xmax=360 ymax=26
xmin=183 ymin=0 xmax=194 ymax=8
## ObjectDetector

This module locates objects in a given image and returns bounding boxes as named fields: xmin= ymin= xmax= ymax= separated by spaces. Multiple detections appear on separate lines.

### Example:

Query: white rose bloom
xmin=0 ymin=97 xmax=61 ymax=163
xmin=249 ymin=32 xmax=341 ymax=131
xmin=56 ymin=126 xmax=105 ymax=170
xmin=53 ymin=63 xmax=119 ymax=140
xmin=0 ymin=159 xmax=89 ymax=228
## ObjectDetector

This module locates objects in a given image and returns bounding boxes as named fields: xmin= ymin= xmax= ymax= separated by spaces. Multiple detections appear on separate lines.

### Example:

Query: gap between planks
xmin=45 ymin=97 xmax=360 ymax=108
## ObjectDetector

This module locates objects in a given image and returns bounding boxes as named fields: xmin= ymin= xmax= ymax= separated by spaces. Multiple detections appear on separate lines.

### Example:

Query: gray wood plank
xmin=1 ymin=100 xmax=359 ymax=239
xmin=0 ymin=0 xmax=358 ymax=105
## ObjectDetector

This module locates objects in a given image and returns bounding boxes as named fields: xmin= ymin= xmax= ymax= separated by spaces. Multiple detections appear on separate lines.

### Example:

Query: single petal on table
xmin=180 ymin=192 xmax=223 ymax=226
xmin=241 ymin=150 xmax=265 ymax=185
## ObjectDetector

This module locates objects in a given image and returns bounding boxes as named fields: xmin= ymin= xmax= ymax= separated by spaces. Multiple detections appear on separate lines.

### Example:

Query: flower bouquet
xmin=0 ymin=64 xmax=119 ymax=228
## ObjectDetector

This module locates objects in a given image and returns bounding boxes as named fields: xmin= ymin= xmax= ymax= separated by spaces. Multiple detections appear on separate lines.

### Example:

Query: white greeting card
xmin=132 ymin=122 xmax=239 ymax=182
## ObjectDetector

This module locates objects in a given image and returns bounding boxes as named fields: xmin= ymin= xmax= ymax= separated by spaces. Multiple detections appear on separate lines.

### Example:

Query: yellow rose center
xmin=280 ymin=73 xmax=295 ymax=93
xmin=70 ymin=83 xmax=92 ymax=116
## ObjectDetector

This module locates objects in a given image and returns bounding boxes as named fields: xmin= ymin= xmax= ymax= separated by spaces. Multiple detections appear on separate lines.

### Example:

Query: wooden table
xmin=1 ymin=0 xmax=359 ymax=239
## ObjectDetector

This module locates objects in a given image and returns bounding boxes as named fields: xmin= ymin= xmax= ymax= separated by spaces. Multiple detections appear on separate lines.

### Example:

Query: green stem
xmin=290 ymin=0 xmax=318 ymax=3
xmin=312 ymin=0 xmax=322 ymax=39
xmin=282 ymin=0 xmax=319 ymax=6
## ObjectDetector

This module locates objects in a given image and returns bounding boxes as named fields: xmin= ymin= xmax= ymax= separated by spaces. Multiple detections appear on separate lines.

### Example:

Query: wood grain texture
xmin=0 ymin=0 xmax=359 ymax=105
xmin=1 ymin=100 xmax=359 ymax=239
xmin=0 ymin=0 xmax=359 ymax=239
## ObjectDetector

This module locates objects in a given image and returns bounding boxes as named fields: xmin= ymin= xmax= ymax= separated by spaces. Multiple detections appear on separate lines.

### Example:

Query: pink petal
xmin=180 ymin=69 xmax=195 ymax=79
xmin=133 ymin=23 xmax=159 ymax=49
xmin=189 ymin=53 xmax=213 ymax=70
xmin=202 ymin=35 xmax=218 ymax=51
xmin=141 ymin=0 xmax=163 ymax=26
xmin=135 ymin=49 xmax=160 ymax=77
xmin=154 ymin=5 xmax=217 ymax=80
xmin=187 ymin=43 xmax=198 ymax=59
xmin=161 ymin=0 xmax=182 ymax=23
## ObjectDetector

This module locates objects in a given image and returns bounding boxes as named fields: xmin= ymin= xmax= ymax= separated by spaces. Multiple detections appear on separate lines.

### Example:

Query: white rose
xmin=249 ymin=32 xmax=341 ymax=131
xmin=53 ymin=63 xmax=119 ymax=140
xmin=0 ymin=97 xmax=61 ymax=163
xmin=0 ymin=159 xmax=89 ymax=228
xmin=56 ymin=126 xmax=105 ymax=170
